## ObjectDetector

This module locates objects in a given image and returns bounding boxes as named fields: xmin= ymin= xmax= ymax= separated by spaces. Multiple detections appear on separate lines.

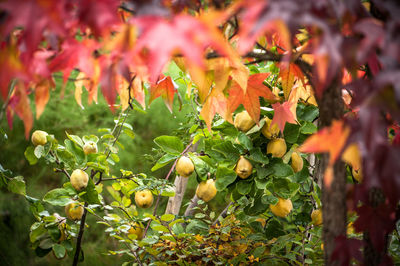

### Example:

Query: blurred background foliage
xmin=0 ymin=64 xmax=227 ymax=265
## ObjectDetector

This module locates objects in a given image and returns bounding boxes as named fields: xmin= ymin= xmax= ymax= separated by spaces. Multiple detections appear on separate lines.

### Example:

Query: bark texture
xmin=165 ymin=176 xmax=189 ymax=215
xmin=316 ymin=77 xmax=347 ymax=265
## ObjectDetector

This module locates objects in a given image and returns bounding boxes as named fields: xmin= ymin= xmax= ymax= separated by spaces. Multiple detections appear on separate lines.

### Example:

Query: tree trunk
xmin=165 ymin=176 xmax=189 ymax=215
xmin=164 ymin=143 xmax=198 ymax=215
xmin=316 ymin=76 xmax=347 ymax=265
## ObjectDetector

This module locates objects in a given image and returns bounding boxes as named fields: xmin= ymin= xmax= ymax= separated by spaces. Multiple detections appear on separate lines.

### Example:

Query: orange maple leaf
xmin=200 ymin=88 xmax=231 ymax=131
xmin=299 ymin=120 xmax=350 ymax=187
xmin=299 ymin=120 xmax=350 ymax=165
xmin=8 ymin=81 xmax=33 ymax=139
xmin=34 ymin=79 xmax=52 ymax=118
xmin=228 ymin=73 xmax=277 ymax=123
xmin=278 ymin=62 xmax=305 ymax=100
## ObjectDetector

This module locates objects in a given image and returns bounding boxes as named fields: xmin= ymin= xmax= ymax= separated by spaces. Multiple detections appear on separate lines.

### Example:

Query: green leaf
xmin=237 ymin=132 xmax=253 ymax=150
xmin=52 ymin=244 xmax=66 ymax=259
xmin=188 ymin=154 xmax=210 ymax=180
xmin=215 ymin=166 xmax=237 ymax=191
xmin=249 ymin=148 xmax=269 ymax=164
xmin=64 ymin=139 xmax=85 ymax=165
xmin=294 ymin=165 xmax=310 ymax=183
xmin=34 ymin=145 xmax=45 ymax=158
xmin=154 ymin=136 xmax=184 ymax=155
xmin=283 ymin=123 xmax=300 ymax=144
xmin=244 ymin=195 xmax=269 ymax=216
xmin=25 ymin=146 xmax=38 ymax=165
xmin=151 ymin=154 xmax=176 ymax=172
xmin=161 ymin=188 xmax=175 ymax=197
xmin=79 ymin=178 xmax=100 ymax=204
xmin=236 ymin=180 xmax=252 ymax=195
xmin=65 ymin=132 xmax=84 ymax=147
xmin=212 ymin=141 xmax=240 ymax=161
xmin=261 ymin=193 xmax=278 ymax=205
xmin=110 ymin=153 xmax=120 ymax=163
xmin=270 ymin=158 xmax=294 ymax=177
xmin=30 ymin=222 xmax=46 ymax=242
xmin=212 ymin=120 xmax=238 ymax=136
xmin=300 ymin=122 xmax=317 ymax=134
xmin=152 ymin=224 xmax=170 ymax=233
xmin=273 ymin=178 xmax=300 ymax=199
xmin=122 ymin=196 xmax=131 ymax=207
xmin=7 ymin=176 xmax=26 ymax=195
xmin=43 ymin=188 xmax=72 ymax=206
xmin=161 ymin=214 xmax=175 ymax=222
xmin=123 ymin=129 xmax=135 ymax=139
xmin=106 ymin=186 xmax=121 ymax=202
xmin=56 ymin=149 xmax=76 ymax=169
xmin=297 ymin=105 xmax=319 ymax=122
xmin=83 ymin=135 xmax=99 ymax=144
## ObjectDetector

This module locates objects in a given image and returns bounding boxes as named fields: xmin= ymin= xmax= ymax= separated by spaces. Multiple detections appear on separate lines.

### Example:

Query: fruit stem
xmin=72 ymin=202 xmax=88 ymax=266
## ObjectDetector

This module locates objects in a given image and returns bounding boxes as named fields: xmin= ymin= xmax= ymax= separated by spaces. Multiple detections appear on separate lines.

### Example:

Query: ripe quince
xmin=31 ymin=130 xmax=48 ymax=146
xmin=291 ymin=152 xmax=303 ymax=173
xmin=261 ymin=117 xmax=279 ymax=139
xmin=135 ymin=189 xmax=154 ymax=208
xmin=65 ymin=202 xmax=84 ymax=221
xmin=176 ymin=156 xmax=195 ymax=177
xmin=196 ymin=179 xmax=217 ymax=202
xmin=311 ymin=209 xmax=323 ymax=226
xmin=128 ymin=222 xmax=143 ymax=240
xmin=234 ymin=111 xmax=255 ymax=132
xmin=267 ymin=138 xmax=287 ymax=158
xmin=270 ymin=197 xmax=293 ymax=218
xmin=83 ymin=141 xmax=98 ymax=155
xmin=70 ymin=169 xmax=89 ymax=191
xmin=235 ymin=156 xmax=253 ymax=179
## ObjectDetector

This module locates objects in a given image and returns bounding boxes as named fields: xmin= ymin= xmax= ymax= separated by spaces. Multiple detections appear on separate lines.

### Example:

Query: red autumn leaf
xmin=0 ymin=0 xmax=70 ymax=58
xmin=7 ymin=82 xmax=33 ymax=139
xmin=271 ymin=101 xmax=297 ymax=134
xmin=133 ymin=12 xmax=239 ymax=83
xmin=99 ymin=57 xmax=119 ymax=111
xmin=237 ymin=1 xmax=291 ymax=54
xmin=331 ymin=236 xmax=363 ymax=265
xmin=76 ymin=0 xmax=120 ymax=37
xmin=200 ymin=88 xmax=231 ymax=131
xmin=49 ymin=39 xmax=99 ymax=83
xmin=149 ymin=75 xmax=176 ymax=113
xmin=228 ymin=73 xmax=277 ymax=123
xmin=299 ymin=120 xmax=350 ymax=165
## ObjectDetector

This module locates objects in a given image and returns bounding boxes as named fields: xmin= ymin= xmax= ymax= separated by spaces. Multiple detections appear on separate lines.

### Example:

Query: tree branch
xmin=72 ymin=202 xmax=88 ymax=266
xmin=212 ymin=202 xmax=235 ymax=227
xmin=183 ymin=195 xmax=200 ymax=217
